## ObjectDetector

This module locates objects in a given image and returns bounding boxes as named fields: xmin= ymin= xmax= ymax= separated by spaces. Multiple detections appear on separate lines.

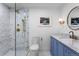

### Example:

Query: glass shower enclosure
xmin=16 ymin=8 xmax=29 ymax=56
xmin=0 ymin=3 xmax=29 ymax=56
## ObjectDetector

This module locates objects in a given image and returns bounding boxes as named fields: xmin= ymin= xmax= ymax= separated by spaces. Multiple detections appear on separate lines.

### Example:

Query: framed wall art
xmin=39 ymin=17 xmax=51 ymax=27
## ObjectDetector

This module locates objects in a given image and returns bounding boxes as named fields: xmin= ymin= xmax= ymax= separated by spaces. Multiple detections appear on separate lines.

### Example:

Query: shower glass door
xmin=16 ymin=8 xmax=29 ymax=56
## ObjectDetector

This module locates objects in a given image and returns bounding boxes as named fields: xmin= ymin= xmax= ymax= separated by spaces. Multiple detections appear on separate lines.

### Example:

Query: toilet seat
xmin=30 ymin=44 xmax=39 ymax=50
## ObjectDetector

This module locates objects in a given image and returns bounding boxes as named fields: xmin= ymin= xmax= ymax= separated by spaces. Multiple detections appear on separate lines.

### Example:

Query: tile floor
xmin=39 ymin=51 xmax=50 ymax=56
xmin=5 ymin=49 xmax=51 ymax=56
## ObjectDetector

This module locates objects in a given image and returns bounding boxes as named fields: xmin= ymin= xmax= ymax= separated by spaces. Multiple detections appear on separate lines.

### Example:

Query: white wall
xmin=28 ymin=7 xmax=62 ymax=51
xmin=0 ymin=4 xmax=10 ymax=55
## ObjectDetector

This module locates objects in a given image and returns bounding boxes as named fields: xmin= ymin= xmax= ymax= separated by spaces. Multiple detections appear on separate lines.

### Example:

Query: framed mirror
xmin=67 ymin=6 xmax=79 ymax=30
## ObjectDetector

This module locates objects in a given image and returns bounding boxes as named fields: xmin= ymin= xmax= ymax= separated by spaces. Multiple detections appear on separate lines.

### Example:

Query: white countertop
xmin=51 ymin=33 xmax=79 ymax=53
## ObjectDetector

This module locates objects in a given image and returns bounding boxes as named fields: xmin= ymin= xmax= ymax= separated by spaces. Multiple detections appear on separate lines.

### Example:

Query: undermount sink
xmin=71 ymin=40 xmax=79 ymax=50
xmin=53 ymin=33 xmax=71 ymax=40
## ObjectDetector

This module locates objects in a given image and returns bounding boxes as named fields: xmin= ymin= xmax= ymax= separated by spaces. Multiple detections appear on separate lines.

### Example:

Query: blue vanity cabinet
xmin=50 ymin=36 xmax=79 ymax=56
xmin=50 ymin=37 xmax=53 ymax=55
xmin=57 ymin=41 xmax=64 ymax=56
xmin=63 ymin=45 xmax=79 ymax=56
xmin=52 ymin=37 xmax=58 ymax=56
xmin=50 ymin=37 xmax=56 ymax=55
xmin=63 ymin=45 xmax=71 ymax=56
xmin=50 ymin=37 xmax=64 ymax=56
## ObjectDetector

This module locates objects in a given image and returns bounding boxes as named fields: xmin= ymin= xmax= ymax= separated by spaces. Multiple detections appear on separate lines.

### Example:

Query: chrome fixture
xmin=69 ymin=31 xmax=77 ymax=40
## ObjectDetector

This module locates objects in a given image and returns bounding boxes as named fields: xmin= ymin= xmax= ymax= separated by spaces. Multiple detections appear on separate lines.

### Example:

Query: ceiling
xmin=4 ymin=3 xmax=67 ymax=9
xmin=4 ymin=3 xmax=15 ymax=8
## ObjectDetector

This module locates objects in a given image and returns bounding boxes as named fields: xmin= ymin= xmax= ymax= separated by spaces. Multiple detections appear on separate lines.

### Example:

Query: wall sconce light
xmin=59 ymin=18 xmax=65 ymax=24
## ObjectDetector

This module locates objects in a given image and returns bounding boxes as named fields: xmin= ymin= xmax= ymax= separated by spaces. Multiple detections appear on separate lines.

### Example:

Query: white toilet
xmin=28 ymin=37 xmax=41 ymax=56
xmin=30 ymin=44 xmax=39 ymax=50
xmin=29 ymin=44 xmax=39 ymax=56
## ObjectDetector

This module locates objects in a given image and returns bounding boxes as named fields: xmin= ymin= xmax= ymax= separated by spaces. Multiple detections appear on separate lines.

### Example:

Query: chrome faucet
xmin=69 ymin=31 xmax=74 ymax=36
xmin=69 ymin=31 xmax=77 ymax=39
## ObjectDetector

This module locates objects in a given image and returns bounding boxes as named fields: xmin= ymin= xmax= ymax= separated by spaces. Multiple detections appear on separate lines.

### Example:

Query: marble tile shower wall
xmin=0 ymin=4 xmax=11 ymax=55
xmin=9 ymin=9 xmax=15 ymax=50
